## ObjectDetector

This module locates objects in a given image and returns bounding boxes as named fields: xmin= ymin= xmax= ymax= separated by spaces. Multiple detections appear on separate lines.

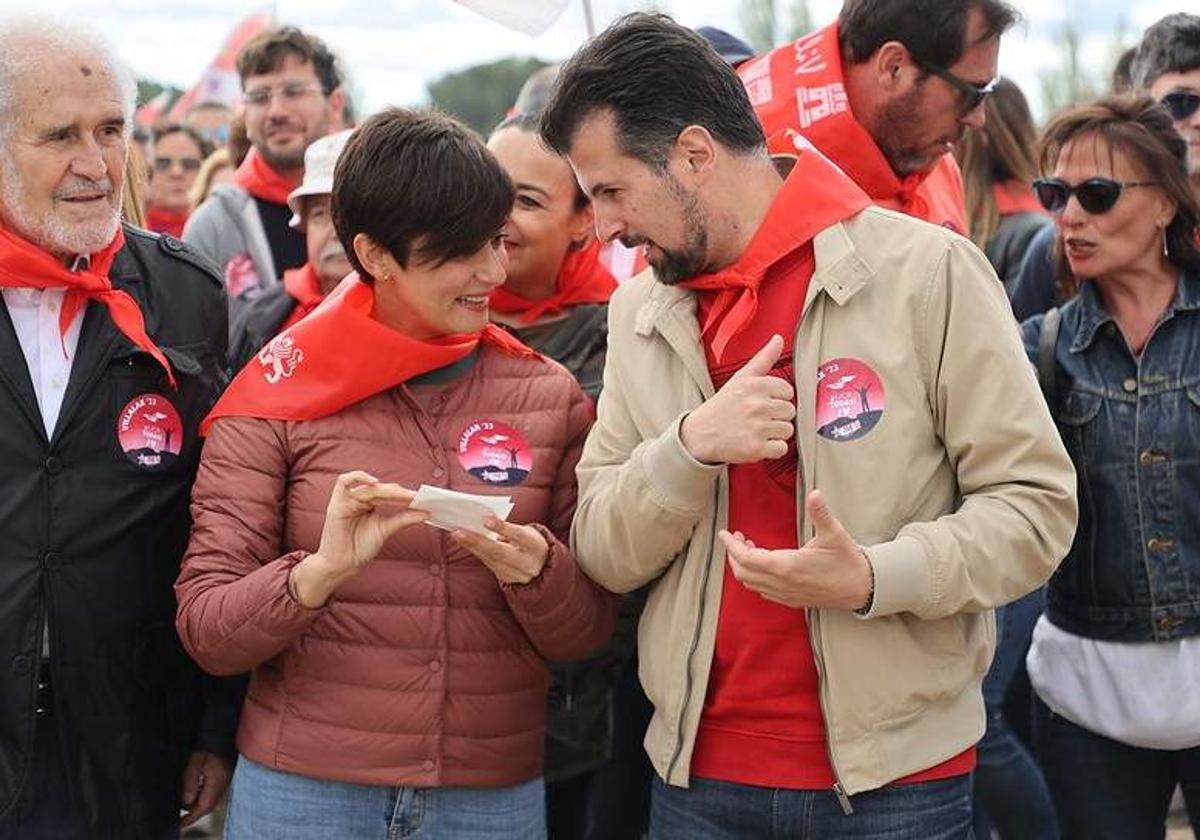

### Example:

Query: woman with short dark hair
xmin=1021 ymin=94 xmax=1200 ymax=839
xmin=175 ymin=108 xmax=617 ymax=839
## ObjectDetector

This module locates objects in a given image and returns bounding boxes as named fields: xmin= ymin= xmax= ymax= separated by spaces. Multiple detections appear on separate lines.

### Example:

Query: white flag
xmin=451 ymin=0 xmax=571 ymax=36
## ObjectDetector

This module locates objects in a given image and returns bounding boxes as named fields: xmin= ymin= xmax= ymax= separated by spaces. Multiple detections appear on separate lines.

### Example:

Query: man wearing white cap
xmin=227 ymin=129 xmax=353 ymax=371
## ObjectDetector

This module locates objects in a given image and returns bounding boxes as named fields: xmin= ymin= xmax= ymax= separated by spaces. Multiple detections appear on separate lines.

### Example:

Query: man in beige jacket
xmin=541 ymin=13 xmax=1078 ymax=838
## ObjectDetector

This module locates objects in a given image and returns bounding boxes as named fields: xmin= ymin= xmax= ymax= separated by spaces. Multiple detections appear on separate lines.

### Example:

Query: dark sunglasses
xmin=153 ymin=156 xmax=202 ymax=173
xmin=917 ymin=61 xmax=999 ymax=113
xmin=1032 ymin=177 xmax=1158 ymax=215
xmin=1160 ymin=90 xmax=1200 ymax=122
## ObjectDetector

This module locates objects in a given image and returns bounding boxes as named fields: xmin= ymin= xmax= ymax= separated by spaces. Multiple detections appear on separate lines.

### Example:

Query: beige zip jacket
xmin=570 ymin=205 xmax=1078 ymax=800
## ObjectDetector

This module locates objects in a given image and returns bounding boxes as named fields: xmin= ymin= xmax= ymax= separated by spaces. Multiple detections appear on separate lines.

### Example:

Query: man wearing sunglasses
xmin=1133 ymin=14 xmax=1200 ymax=200
xmin=184 ymin=27 xmax=346 ymax=311
xmin=738 ymin=0 xmax=1017 ymax=235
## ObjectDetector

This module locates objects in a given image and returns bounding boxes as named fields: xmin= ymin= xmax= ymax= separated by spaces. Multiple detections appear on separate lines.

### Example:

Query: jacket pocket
xmin=827 ymin=611 xmax=992 ymax=726
xmin=1055 ymin=388 xmax=1102 ymax=469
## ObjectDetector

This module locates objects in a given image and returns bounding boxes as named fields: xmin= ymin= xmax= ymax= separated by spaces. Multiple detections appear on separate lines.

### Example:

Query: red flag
xmin=168 ymin=10 xmax=274 ymax=122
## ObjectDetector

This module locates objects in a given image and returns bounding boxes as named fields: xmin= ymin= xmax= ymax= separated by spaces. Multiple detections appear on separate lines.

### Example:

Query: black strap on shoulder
xmin=1038 ymin=306 xmax=1061 ymax=409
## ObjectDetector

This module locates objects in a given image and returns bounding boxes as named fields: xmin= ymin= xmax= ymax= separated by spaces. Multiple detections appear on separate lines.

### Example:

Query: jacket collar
xmin=1070 ymin=268 xmax=1200 ymax=354
xmin=635 ymin=215 xmax=876 ymax=325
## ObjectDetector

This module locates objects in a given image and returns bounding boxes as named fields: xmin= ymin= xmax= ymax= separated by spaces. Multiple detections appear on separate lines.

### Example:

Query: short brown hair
xmin=839 ymin=0 xmax=1019 ymax=70
xmin=152 ymin=122 xmax=212 ymax=161
xmin=1039 ymin=94 xmax=1200 ymax=297
xmin=236 ymin=26 xmax=342 ymax=95
xmin=332 ymin=108 xmax=514 ymax=278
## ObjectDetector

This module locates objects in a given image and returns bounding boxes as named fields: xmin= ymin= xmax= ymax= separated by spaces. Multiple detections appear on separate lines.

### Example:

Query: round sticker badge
xmin=458 ymin=420 xmax=533 ymax=487
xmin=117 ymin=393 xmax=184 ymax=470
xmin=815 ymin=358 xmax=885 ymax=442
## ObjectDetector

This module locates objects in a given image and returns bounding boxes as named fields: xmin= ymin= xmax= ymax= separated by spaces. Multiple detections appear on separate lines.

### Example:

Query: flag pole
xmin=582 ymin=0 xmax=596 ymax=36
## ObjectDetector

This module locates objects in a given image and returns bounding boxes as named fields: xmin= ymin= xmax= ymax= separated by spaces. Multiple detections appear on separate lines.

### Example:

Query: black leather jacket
xmin=0 ymin=227 xmax=240 ymax=838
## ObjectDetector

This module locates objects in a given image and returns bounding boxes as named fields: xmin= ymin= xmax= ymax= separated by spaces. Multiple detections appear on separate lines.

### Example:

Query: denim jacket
xmin=1022 ymin=268 xmax=1200 ymax=642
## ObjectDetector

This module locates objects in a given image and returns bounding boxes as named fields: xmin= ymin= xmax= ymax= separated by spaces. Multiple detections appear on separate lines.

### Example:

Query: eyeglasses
xmin=1160 ymin=90 xmax=1200 ymax=122
xmin=1032 ymin=177 xmax=1158 ymax=215
xmin=917 ymin=61 xmax=999 ymax=113
xmin=243 ymin=81 xmax=325 ymax=108
xmin=153 ymin=156 xmax=202 ymax=173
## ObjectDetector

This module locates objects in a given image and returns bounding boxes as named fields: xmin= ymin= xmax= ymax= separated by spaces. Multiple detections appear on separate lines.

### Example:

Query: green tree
xmin=1037 ymin=18 xmax=1136 ymax=119
xmin=740 ymin=0 xmax=813 ymax=52
xmin=1038 ymin=21 xmax=1096 ymax=115
xmin=427 ymin=57 xmax=549 ymax=135
xmin=740 ymin=0 xmax=776 ymax=53
xmin=785 ymin=0 xmax=814 ymax=42
xmin=136 ymin=79 xmax=181 ymax=108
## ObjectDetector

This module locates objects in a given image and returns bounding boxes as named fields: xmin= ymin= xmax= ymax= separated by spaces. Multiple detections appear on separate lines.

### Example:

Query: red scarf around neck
xmin=740 ymin=23 xmax=966 ymax=229
xmin=280 ymin=263 xmax=326 ymax=331
xmin=679 ymin=137 xmax=871 ymax=362
xmin=201 ymin=274 xmax=539 ymax=434
xmin=234 ymin=148 xmax=300 ymax=206
xmin=0 ymin=225 xmax=175 ymax=387
xmin=489 ymin=239 xmax=617 ymax=324
xmin=992 ymin=179 xmax=1046 ymax=217
xmin=145 ymin=206 xmax=189 ymax=239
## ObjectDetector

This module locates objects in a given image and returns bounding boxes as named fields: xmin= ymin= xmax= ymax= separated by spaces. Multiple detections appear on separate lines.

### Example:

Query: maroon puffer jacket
xmin=175 ymin=346 xmax=617 ymax=788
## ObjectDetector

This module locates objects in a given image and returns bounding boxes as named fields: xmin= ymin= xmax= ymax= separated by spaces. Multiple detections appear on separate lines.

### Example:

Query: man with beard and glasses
xmin=542 ymin=14 xmax=1077 ymax=838
xmin=228 ymin=129 xmax=353 ymax=371
xmin=737 ymin=0 xmax=1018 ymax=234
xmin=0 ymin=15 xmax=239 ymax=839
xmin=185 ymin=26 xmax=346 ymax=309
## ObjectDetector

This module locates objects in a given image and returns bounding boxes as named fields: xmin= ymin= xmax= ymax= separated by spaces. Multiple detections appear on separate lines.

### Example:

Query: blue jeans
xmin=225 ymin=755 xmax=546 ymax=839
xmin=973 ymin=596 xmax=1058 ymax=840
xmin=649 ymin=774 xmax=973 ymax=839
xmin=1034 ymin=696 xmax=1200 ymax=840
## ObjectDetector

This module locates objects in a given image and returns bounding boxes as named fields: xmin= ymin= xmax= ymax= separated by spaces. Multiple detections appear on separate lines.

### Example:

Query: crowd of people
xmin=0 ymin=2 xmax=1196 ymax=839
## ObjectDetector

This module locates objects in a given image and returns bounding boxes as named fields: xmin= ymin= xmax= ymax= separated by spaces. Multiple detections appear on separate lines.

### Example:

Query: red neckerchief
xmin=280 ymin=263 xmax=326 ymax=331
xmin=145 ymin=206 xmax=189 ymax=239
xmin=201 ymin=273 xmax=539 ymax=434
xmin=0 ymin=225 xmax=175 ymax=387
xmin=992 ymin=179 xmax=1046 ymax=216
xmin=233 ymin=148 xmax=299 ymax=205
xmin=489 ymin=239 xmax=617 ymax=324
xmin=740 ymin=23 xmax=963 ymax=226
xmin=678 ymin=138 xmax=871 ymax=362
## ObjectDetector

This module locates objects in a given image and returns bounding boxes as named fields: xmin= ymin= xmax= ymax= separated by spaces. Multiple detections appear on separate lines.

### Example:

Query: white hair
xmin=0 ymin=14 xmax=137 ymax=146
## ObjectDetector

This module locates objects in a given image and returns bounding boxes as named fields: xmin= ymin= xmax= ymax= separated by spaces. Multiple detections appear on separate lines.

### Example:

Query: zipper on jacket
xmin=664 ymin=478 xmax=723 ymax=782
xmin=792 ymin=286 xmax=853 ymax=814
xmin=808 ymin=608 xmax=854 ymax=815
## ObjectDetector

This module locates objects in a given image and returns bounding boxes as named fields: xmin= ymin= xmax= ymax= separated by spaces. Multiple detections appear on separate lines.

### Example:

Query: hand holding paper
xmin=410 ymin=485 xmax=514 ymax=538
xmin=409 ymin=485 xmax=548 ymax=584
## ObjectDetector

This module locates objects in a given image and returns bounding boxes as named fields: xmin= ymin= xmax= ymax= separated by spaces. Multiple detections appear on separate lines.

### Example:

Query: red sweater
xmin=689 ymin=245 xmax=975 ymax=789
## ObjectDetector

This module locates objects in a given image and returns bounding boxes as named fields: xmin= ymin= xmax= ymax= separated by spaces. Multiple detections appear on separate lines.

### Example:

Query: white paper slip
xmin=411 ymin=485 xmax=514 ymax=539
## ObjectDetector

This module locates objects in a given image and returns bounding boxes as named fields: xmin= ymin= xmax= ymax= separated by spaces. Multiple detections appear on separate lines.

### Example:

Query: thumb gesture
xmin=729 ymin=334 xmax=784 ymax=382
xmin=804 ymin=490 xmax=853 ymax=548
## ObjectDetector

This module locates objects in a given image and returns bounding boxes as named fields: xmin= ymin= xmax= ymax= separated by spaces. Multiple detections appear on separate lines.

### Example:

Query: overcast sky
xmin=12 ymin=0 xmax=1182 ymax=121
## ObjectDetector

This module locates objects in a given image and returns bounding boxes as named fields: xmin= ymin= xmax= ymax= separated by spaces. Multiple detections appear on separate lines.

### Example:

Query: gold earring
xmin=380 ymin=271 xmax=392 ymax=282
xmin=1163 ymin=226 xmax=1170 ymax=259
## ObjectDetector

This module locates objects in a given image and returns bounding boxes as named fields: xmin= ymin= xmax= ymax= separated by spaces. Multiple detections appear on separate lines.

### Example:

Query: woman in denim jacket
xmin=1021 ymin=95 xmax=1200 ymax=840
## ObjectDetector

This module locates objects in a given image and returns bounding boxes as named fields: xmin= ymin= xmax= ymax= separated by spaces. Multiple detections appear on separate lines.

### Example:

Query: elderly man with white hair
xmin=0 ymin=15 xmax=238 ymax=838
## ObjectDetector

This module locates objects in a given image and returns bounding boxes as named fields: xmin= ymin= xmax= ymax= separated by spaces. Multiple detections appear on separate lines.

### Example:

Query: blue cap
xmin=696 ymin=26 xmax=757 ymax=67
